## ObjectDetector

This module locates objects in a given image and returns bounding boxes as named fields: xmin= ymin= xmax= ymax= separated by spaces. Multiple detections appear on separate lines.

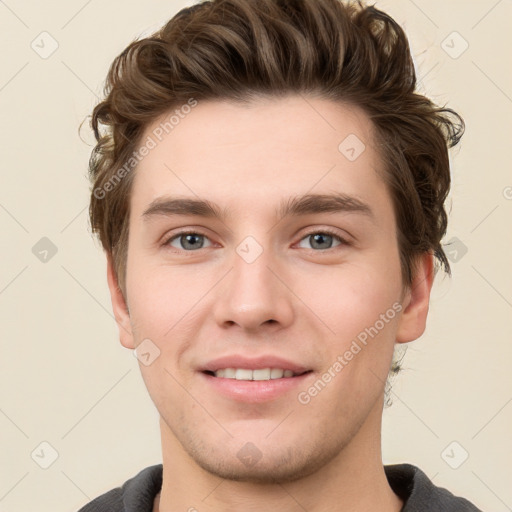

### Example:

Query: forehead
xmin=129 ymin=95 xmax=391 ymax=223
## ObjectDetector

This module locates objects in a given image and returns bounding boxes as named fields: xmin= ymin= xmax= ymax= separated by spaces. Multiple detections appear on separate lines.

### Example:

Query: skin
xmin=106 ymin=94 xmax=434 ymax=512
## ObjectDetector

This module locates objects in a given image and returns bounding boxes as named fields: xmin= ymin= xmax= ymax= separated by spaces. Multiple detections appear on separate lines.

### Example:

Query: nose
xmin=212 ymin=237 xmax=295 ymax=332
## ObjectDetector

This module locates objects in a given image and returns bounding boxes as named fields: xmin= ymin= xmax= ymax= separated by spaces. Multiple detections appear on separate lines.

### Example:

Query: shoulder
xmin=76 ymin=464 xmax=163 ymax=512
xmin=385 ymin=463 xmax=482 ymax=511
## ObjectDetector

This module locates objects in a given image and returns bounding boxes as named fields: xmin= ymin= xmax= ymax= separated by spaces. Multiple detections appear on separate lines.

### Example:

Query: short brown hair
xmin=88 ymin=0 xmax=464 ymax=301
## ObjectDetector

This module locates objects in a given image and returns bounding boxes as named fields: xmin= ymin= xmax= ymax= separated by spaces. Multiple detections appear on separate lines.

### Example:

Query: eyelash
xmin=161 ymin=228 xmax=350 ymax=253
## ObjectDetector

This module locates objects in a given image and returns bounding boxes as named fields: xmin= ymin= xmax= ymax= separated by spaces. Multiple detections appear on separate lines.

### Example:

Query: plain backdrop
xmin=0 ymin=0 xmax=511 ymax=511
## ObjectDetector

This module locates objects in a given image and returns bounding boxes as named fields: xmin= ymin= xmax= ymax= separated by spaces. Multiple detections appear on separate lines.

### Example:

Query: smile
xmin=206 ymin=368 xmax=311 ymax=380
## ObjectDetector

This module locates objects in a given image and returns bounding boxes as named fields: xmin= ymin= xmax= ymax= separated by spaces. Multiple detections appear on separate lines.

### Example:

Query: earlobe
xmin=395 ymin=252 xmax=435 ymax=344
xmin=106 ymin=254 xmax=135 ymax=349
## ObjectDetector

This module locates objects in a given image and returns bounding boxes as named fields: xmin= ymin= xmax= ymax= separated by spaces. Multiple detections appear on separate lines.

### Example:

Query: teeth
xmin=253 ymin=368 xmax=271 ymax=380
xmin=270 ymin=368 xmax=284 ymax=379
xmin=211 ymin=368 xmax=299 ymax=380
xmin=235 ymin=368 xmax=253 ymax=380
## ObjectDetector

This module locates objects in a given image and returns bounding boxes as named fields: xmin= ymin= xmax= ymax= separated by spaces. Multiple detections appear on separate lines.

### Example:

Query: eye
xmin=164 ymin=230 xmax=212 ymax=251
xmin=296 ymin=229 xmax=349 ymax=251
xmin=162 ymin=228 xmax=350 ymax=252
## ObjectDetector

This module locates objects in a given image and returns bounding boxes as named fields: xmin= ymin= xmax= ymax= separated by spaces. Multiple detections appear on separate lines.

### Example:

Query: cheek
xmin=300 ymin=273 xmax=400 ymax=416
xmin=300 ymin=259 xmax=402 ymax=341
xmin=125 ymin=263 xmax=205 ymax=397
xmin=126 ymin=257 xmax=202 ymax=334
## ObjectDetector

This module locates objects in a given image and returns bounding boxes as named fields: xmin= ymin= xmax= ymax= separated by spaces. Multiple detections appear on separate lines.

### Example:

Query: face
xmin=108 ymin=94 xmax=432 ymax=483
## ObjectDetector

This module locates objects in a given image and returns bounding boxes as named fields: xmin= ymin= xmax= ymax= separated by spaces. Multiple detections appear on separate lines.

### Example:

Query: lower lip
xmin=199 ymin=371 xmax=314 ymax=403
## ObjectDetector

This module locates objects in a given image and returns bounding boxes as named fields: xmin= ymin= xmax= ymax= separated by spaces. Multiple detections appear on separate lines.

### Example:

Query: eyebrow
xmin=141 ymin=193 xmax=374 ymax=222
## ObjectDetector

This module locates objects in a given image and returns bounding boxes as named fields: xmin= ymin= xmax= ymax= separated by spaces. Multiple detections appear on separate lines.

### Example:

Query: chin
xmin=179 ymin=424 xmax=349 ymax=485
xmin=191 ymin=447 xmax=332 ymax=484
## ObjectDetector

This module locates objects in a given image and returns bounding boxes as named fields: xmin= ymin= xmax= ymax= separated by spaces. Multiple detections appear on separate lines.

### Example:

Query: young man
xmin=79 ymin=0 xmax=480 ymax=510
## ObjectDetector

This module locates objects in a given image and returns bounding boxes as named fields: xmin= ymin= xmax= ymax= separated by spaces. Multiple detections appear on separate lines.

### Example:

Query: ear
xmin=106 ymin=253 xmax=135 ymax=349
xmin=395 ymin=252 xmax=435 ymax=344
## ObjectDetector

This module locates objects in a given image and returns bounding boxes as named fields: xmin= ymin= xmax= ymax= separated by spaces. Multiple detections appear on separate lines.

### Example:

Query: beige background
xmin=0 ymin=0 xmax=511 ymax=510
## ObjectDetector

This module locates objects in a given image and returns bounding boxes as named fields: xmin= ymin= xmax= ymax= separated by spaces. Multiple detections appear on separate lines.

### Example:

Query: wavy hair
xmin=88 ymin=0 xmax=464 ymax=389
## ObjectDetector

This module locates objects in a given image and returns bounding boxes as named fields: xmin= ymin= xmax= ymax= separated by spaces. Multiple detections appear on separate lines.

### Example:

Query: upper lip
xmin=200 ymin=355 xmax=311 ymax=374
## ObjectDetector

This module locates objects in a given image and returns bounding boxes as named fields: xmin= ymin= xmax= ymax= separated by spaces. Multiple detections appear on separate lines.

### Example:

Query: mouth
xmin=198 ymin=355 xmax=315 ymax=402
xmin=202 ymin=368 xmax=313 ymax=380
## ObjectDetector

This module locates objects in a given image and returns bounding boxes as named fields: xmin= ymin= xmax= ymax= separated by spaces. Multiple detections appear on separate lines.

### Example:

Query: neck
xmin=155 ymin=399 xmax=402 ymax=512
